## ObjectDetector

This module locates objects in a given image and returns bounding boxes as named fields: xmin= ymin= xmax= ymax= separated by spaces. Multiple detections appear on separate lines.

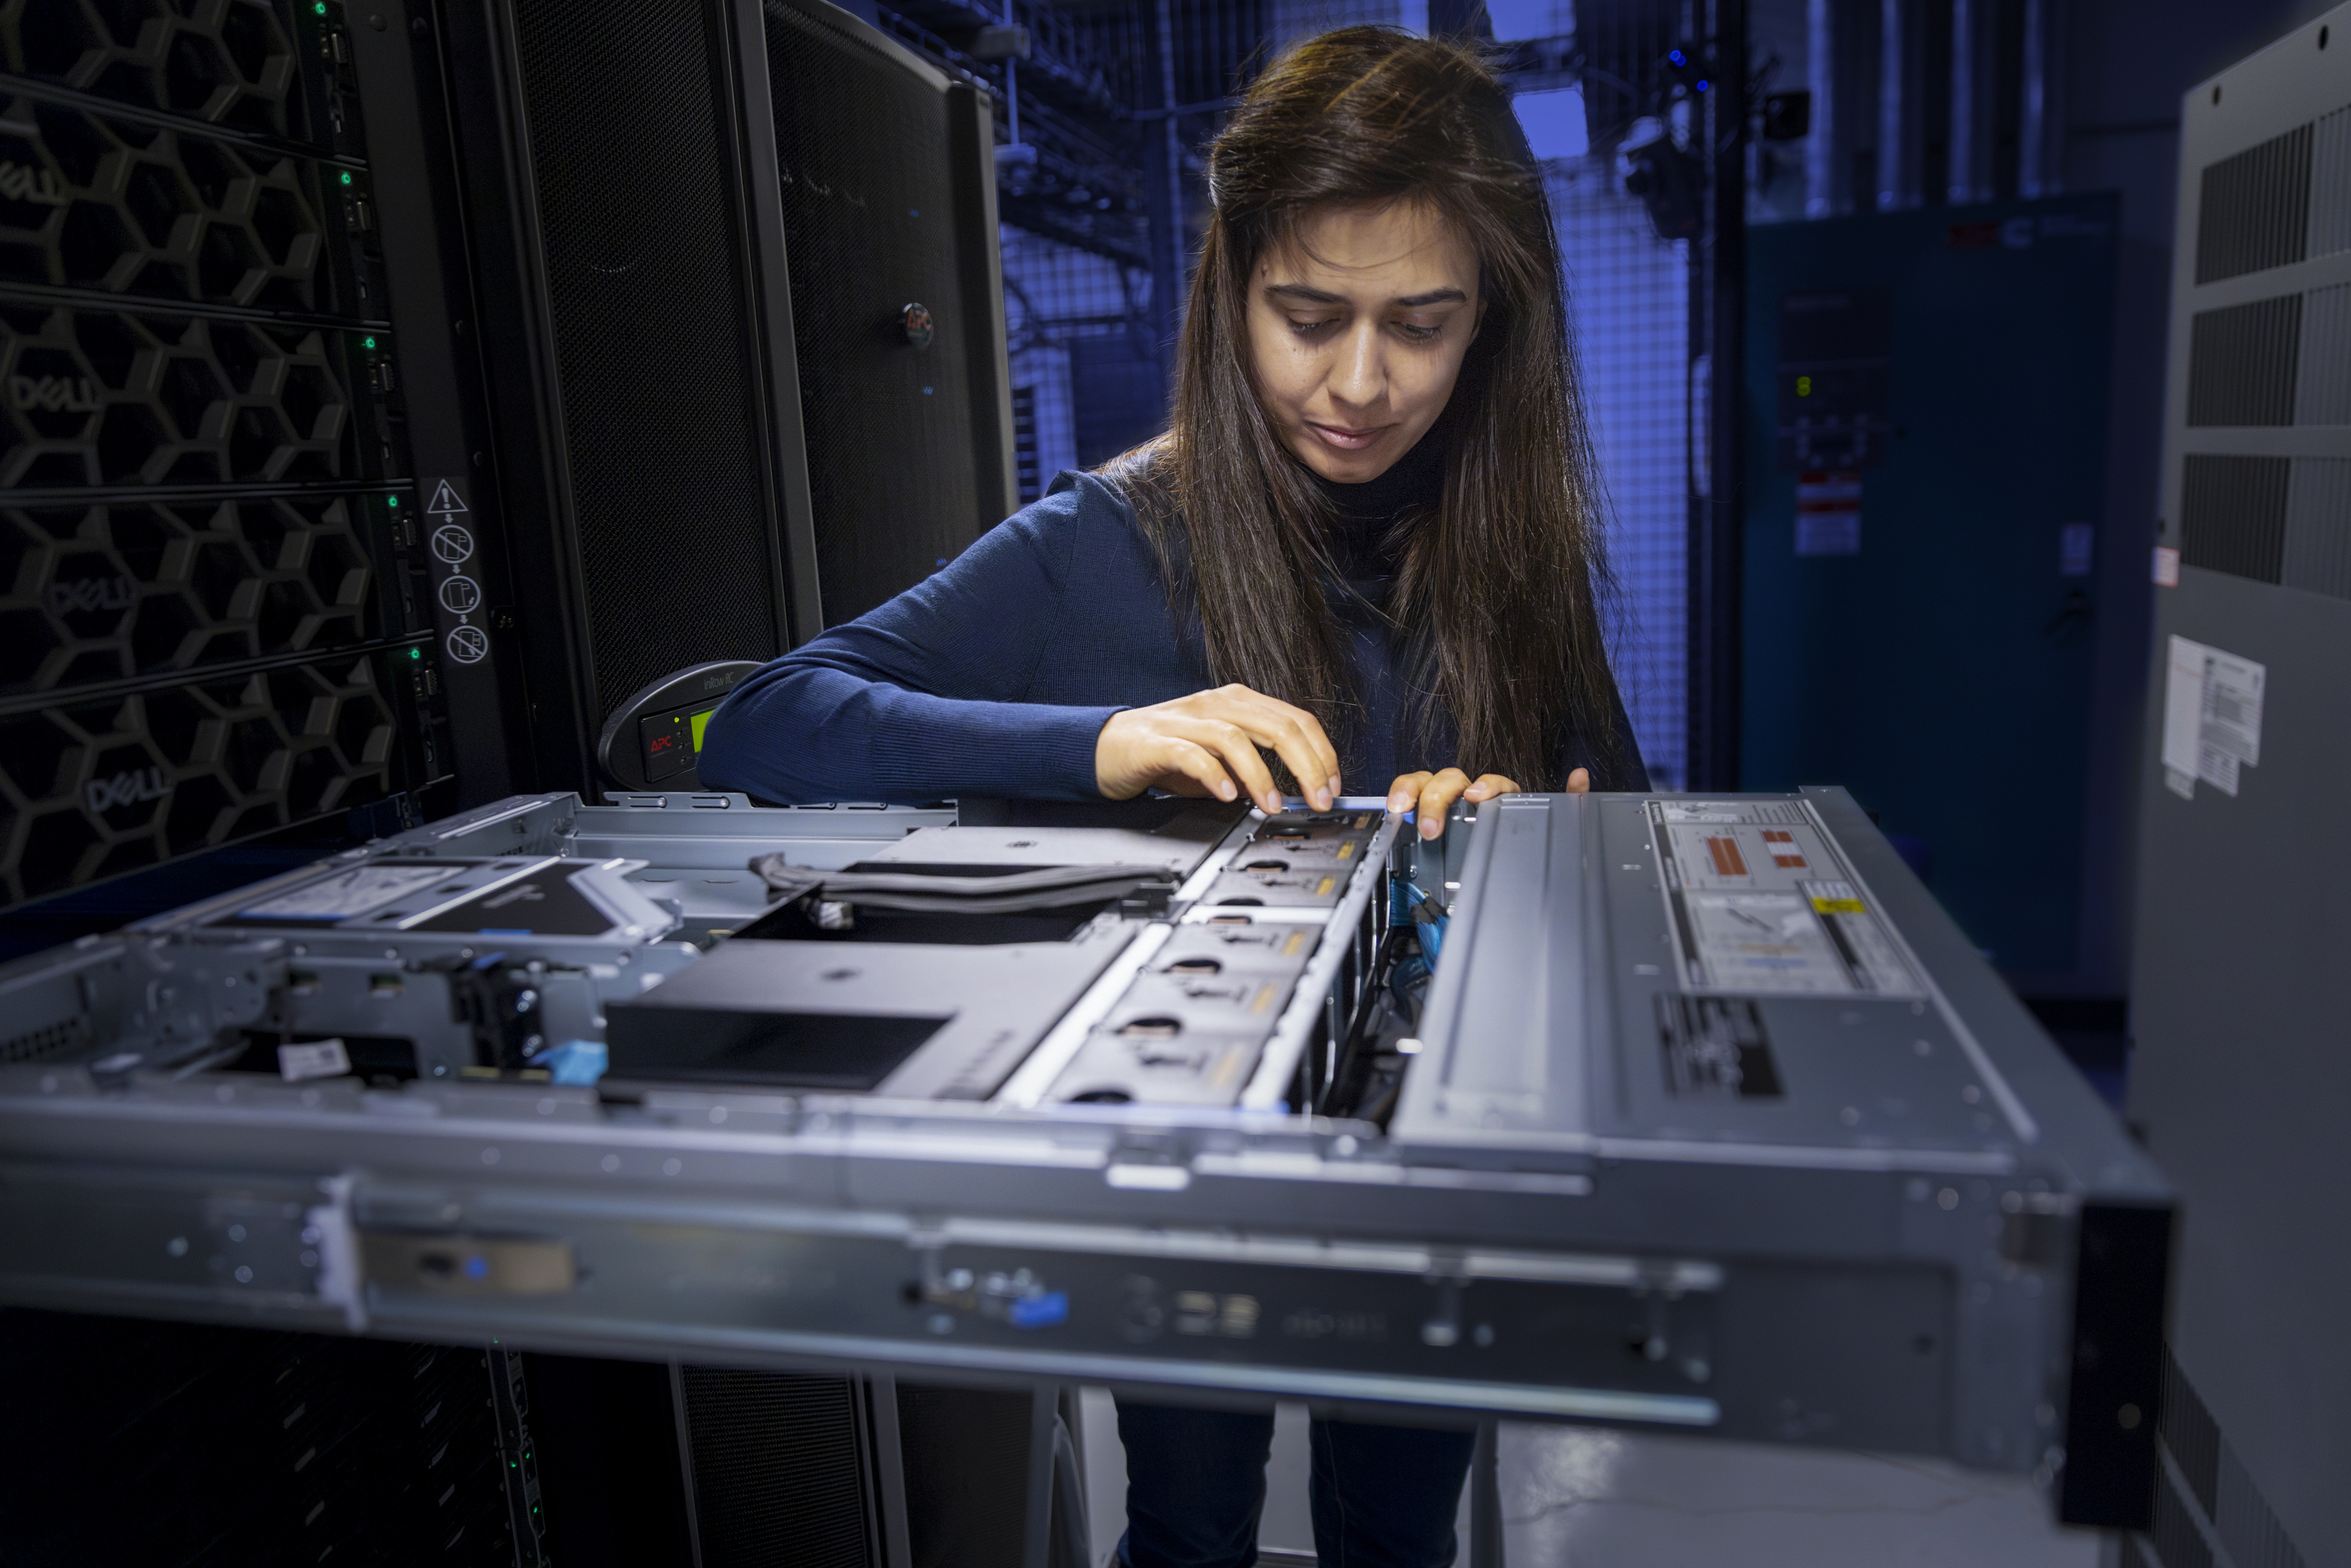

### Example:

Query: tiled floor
xmin=1078 ymin=1391 xmax=2109 ymax=1567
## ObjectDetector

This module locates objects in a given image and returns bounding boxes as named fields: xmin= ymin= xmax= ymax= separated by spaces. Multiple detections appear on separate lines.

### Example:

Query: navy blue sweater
xmin=697 ymin=467 xmax=1646 ymax=804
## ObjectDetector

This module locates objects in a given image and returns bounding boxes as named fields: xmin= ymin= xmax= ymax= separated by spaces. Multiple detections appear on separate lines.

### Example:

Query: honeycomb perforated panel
xmin=0 ymin=646 xmax=430 ymax=903
xmin=0 ymin=1309 xmax=525 ymax=1566
xmin=0 ymin=1 xmax=438 ymax=911
xmin=0 ymin=299 xmax=400 ymax=488
xmin=0 ymin=93 xmax=387 ymax=317
xmin=509 ymin=0 xmax=782 ymax=719
xmin=1 ymin=0 xmax=324 ymax=147
xmin=763 ymin=0 xmax=989 ymax=626
xmin=0 ymin=493 xmax=420 ymax=698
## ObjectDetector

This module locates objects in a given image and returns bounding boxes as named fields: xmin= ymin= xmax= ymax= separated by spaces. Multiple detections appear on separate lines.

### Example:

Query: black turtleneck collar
xmin=1310 ymin=425 xmax=1446 ymax=523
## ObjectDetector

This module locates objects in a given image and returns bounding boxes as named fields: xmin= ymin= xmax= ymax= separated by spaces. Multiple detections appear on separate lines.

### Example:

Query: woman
xmin=701 ymin=25 xmax=1645 ymax=1566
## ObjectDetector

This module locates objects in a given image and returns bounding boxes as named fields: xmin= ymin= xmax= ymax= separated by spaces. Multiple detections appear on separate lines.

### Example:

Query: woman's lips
xmin=1306 ymin=421 xmax=1389 ymax=451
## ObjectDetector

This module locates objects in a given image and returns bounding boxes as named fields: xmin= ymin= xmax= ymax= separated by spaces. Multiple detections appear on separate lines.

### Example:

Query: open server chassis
xmin=0 ymin=787 xmax=2168 ymax=1527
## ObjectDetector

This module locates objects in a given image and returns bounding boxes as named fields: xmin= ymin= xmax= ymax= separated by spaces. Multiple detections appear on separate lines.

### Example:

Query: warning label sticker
xmin=1652 ymin=802 xmax=1922 ymax=997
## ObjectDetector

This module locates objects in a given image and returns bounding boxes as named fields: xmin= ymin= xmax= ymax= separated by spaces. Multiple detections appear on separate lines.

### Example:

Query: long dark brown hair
xmin=1106 ymin=25 xmax=1622 ymax=789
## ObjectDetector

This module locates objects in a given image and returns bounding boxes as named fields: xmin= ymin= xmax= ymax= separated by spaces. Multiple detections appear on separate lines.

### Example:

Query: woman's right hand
xmin=1096 ymin=685 xmax=1340 ymax=815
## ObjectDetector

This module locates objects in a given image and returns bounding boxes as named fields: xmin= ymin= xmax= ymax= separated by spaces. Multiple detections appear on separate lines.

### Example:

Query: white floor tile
xmin=1078 ymin=1393 xmax=2101 ymax=1567
xmin=1496 ymin=1424 xmax=2103 ymax=1568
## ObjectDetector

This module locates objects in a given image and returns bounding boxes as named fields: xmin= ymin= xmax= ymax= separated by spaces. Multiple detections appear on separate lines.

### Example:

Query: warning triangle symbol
xmin=425 ymin=480 xmax=469 ymax=516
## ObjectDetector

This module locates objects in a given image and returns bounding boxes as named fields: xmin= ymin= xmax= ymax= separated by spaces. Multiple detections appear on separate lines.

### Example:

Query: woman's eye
xmin=1288 ymin=317 xmax=1337 ymax=337
xmin=1396 ymin=321 xmax=1443 ymax=342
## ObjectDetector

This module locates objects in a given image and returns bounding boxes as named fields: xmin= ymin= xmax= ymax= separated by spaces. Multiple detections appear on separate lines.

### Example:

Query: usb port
xmin=378 ymin=359 xmax=394 ymax=392
xmin=331 ymin=30 xmax=350 ymax=63
xmin=353 ymin=197 xmax=372 ymax=230
xmin=423 ymin=666 xmax=442 ymax=697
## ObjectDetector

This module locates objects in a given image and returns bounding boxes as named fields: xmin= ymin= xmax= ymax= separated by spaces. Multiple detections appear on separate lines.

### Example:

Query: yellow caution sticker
xmin=1811 ymin=896 xmax=1867 ymax=915
xmin=1250 ymin=983 xmax=1278 ymax=1014
xmin=1281 ymin=930 xmax=1309 ymax=958
xmin=1315 ymin=876 xmax=1335 ymax=897
xmin=1336 ymin=842 xmax=1356 ymax=860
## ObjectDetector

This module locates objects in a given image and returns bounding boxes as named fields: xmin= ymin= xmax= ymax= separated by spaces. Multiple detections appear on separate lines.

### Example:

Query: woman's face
xmin=1245 ymin=197 xmax=1484 ymax=484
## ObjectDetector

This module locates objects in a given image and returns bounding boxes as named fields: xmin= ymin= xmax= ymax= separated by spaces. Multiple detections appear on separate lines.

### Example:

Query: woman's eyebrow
xmin=1263 ymin=283 xmax=1469 ymax=306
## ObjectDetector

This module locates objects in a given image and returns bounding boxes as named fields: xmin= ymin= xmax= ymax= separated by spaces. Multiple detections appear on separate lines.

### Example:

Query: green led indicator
xmin=409 ymin=647 xmax=422 ymax=660
xmin=1796 ymin=374 xmax=1813 ymax=397
xmin=314 ymin=2 xmax=326 ymax=11
xmin=341 ymin=171 xmax=353 ymax=186
xmin=386 ymin=494 xmax=398 ymax=506
xmin=363 ymin=335 xmax=376 ymax=349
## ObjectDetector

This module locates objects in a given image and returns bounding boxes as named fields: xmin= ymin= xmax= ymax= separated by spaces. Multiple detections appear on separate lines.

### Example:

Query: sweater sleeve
xmin=697 ymin=484 xmax=1124 ymax=805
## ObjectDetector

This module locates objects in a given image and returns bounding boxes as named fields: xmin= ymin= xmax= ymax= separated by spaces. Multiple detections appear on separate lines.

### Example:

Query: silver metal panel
xmin=0 ymin=786 xmax=2170 ymax=1508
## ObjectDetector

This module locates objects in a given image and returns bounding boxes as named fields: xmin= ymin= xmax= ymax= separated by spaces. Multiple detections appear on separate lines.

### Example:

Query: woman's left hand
xmin=1385 ymin=767 xmax=1589 ymax=839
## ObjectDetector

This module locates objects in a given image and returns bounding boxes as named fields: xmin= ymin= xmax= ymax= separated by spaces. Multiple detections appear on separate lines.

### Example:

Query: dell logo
xmin=0 ymin=161 xmax=67 ymax=206
xmin=86 ymin=767 xmax=171 ymax=814
xmin=9 ymin=375 xmax=100 ymax=414
xmin=45 ymin=575 xmax=133 ymax=615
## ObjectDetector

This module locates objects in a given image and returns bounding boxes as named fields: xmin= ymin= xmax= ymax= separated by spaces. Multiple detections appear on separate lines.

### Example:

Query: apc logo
xmin=45 ymin=575 xmax=133 ymax=615
xmin=0 ymin=161 xmax=67 ymax=206
xmin=9 ymin=375 xmax=100 ymax=414
xmin=86 ymin=767 xmax=170 ymax=815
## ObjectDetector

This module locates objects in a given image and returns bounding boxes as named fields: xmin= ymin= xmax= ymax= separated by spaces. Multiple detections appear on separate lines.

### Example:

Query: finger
xmin=1565 ymin=768 xmax=1592 ymax=795
xmin=1386 ymin=772 xmax=1432 ymax=814
xmin=1462 ymin=773 xmax=1523 ymax=802
xmin=1178 ymin=718 xmax=1282 ymax=816
xmin=1417 ymin=768 xmax=1471 ymax=839
xmin=1226 ymin=691 xmax=1339 ymax=810
xmin=1148 ymin=736 xmax=1241 ymax=803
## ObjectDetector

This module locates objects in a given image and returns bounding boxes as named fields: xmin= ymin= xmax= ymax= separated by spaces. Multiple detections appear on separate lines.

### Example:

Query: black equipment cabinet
xmin=0 ymin=0 xmax=1017 ymax=907
xmin=433 ymin=0 xmax=1016 ymax=792
xmin=0 ymin=0 xmax=463 ymax=908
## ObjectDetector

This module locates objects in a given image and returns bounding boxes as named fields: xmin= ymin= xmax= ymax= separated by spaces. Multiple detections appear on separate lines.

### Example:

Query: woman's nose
xmin=1327 ymin=323 xmax=1385 ymax=409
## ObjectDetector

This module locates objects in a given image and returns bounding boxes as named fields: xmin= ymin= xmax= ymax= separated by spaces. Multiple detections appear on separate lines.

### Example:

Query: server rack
xmin=2128 ymin=8 xmax=2351 ymax=1567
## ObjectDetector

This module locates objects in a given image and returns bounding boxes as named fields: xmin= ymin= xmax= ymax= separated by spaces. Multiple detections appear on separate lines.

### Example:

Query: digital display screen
xmin=689 ymin=706 xmax=716 ymax=751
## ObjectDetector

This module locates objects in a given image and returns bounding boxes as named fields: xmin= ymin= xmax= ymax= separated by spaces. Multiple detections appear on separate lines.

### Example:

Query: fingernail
xmin=1217 ymin=780 xmax=1234 ymax=800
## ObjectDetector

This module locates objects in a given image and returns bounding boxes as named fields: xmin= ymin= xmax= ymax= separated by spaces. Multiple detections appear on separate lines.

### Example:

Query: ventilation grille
xmin=0 ymin=648 xmax=426 ymax=905
xmin=2129 ymin=1347 xmax=2312 ymax=1568
xmin=0 ymin=301 xmax=397 ymax=490
xmin=2186 ymin=296 xmax=2301 ymax=425
xmin=2180 ymin=454 xmax=2290 ymax=583
xmin=896 ymin=1382 xmax=1032 ymax=1568
xmin=2282 ymin=458 xmax=2351 ymax=597
xmin=0 ymin=94 xmax=382 ymax=319
xmin=2294 ymin=282 xmax=2351 ymax=424
xmin=678 ymin=1367 xmax=871 ymax=1568
xmin=510 ymin=0 xmax=781 ymax=720
xmin=2311 ymin=105 xmax=2350 ymax=259
xmin=764 ymin=0 xmax=987 ymax=627
xmin=0 ymin=1012 xmax=91 ymax=1064
xmin=2196 ymin=125 xmax=2313 ymax=284
xmin=0 ymin=0 xmax=315 ymax=144
xmin=0 ymin=495 xmax=418 ymax=700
